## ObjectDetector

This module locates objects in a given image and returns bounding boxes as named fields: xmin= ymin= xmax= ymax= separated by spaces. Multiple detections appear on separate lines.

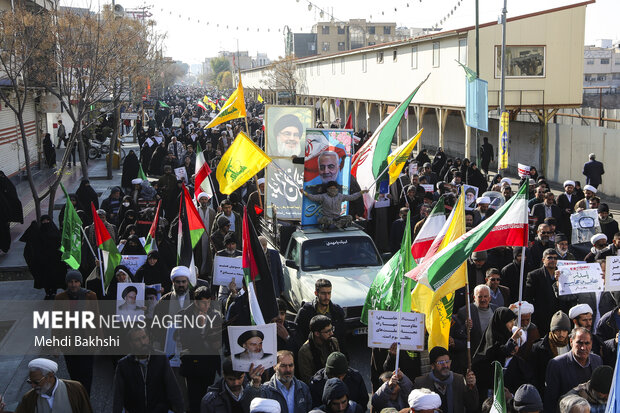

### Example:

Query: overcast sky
xmin=63 ymin=0 xmax=618 ymax=65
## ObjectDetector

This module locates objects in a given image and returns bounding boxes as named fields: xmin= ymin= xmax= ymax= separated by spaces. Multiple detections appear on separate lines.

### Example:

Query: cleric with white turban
xmin=408 ymin=388 xmax=442 ymax=411
xmin=28 ymin=358 xmax=58 ymax=374
xmin=250 ymin=397 xmax=281 ymax=413
xmin=569 ymin=303 xmax=593 ymax=320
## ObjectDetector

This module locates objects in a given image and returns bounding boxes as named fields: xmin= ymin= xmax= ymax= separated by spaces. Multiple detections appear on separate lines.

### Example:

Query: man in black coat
xmin=389 ymin=207 xmax=408 ymax=254
xmin=527 ymin=223 xmax=555 ymax=271
xmin=525 ymin=248 xmax=561 ymax=336
xmin=479 ymin=137 xmax=494 ymax=175
xmin=531 ymin=192 xmax=562 ymax=231
xmin=113 ymin=327 xmax=184 ymax=413
xmin=308 ymin=352 xmax=369 ymax=409
xmin=556 ymin=180 xmax=579 ymax=239
xmin=0 ymin=170 xmax=23 ymax=253
xmin=294 ymin=278 xmax=346 ymax=352
xmin=501 ymin=247 xmax=530 ymax=304
xmin=582 ymin=153 xmax=605 ymax=188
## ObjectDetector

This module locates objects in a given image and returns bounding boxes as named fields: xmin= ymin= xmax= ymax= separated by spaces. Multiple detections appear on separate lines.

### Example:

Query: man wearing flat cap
xmin=54 ymin=270 xmax=99 ymax=395
xmin=15 ymin=358 xmax=93 ymax=413
xmin=234 ymin=329 xmax=273 ymax=362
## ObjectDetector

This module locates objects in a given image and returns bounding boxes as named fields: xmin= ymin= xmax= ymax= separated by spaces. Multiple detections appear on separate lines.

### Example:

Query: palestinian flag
xmin=177 ymin=184 xmax=205 ymax=286
xmin=410 ymin=196 xmax=446 ymax=262
xmin=242 ymin=206 xmax=278 ymax=325
xmin=91 ymin=203 xmax=121 ymax=289
xmin=351 ymin=74 xmax=429 ymax=217
xmin=144 ymin=199 xmax=161 ymax=254
xmin=406 ymin=183 xmax=529 ymax=292
xmin=194 ymin=141 xmax=213 ymax=201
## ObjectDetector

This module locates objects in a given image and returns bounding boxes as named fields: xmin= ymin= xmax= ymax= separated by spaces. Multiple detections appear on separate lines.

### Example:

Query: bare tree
xmin=0 ymin=6 xmax=54 ymax=220
xmin=261 ymin=56 xmax=303 ymax=103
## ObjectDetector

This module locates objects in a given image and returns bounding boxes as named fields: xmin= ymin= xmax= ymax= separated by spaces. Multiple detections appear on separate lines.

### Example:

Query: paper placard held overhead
xmin=213 ymin=255 xmax=244 ymax=286
xmin=120 ymin=255 xmax=147 ymax=276
xmin=367 ymin=310 xmax=425 ymax=351
xmin=558 ymin=263 xmax=604 ymax=295
xmin=174 ymin=167 xmax=188 ymax=184
xmin=518 ymin=163 xmax=531 ymax=178
xmin=605 ymin=256 xmax=620 ymax=291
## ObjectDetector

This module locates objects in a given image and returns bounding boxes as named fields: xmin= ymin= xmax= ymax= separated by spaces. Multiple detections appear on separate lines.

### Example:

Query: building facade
xmin=583 ymin=39 xmax=620 ymax=92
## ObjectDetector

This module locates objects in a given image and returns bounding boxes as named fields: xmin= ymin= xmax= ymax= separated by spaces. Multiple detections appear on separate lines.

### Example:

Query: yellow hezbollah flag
xmin=205 ymin=80 xmax=247 ymax=129
xmin=411 ymin=190 xmax=466 ymax=349
xmin=387 ymin=129 xmax=423 ymax=186
xmin=216 ymin=132 xmax=271 ymax=194
xmin=257 ymin=94 xmax=264 ymax=103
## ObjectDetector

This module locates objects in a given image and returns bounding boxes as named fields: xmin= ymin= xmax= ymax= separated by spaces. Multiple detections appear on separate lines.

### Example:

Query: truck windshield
xmin=301 ymin=236 xmax=381 ymax=271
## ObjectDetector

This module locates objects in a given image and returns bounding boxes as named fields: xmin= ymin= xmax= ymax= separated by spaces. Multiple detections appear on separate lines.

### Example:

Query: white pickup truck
xmin=280 ymin=226 xmax=383 ymax=334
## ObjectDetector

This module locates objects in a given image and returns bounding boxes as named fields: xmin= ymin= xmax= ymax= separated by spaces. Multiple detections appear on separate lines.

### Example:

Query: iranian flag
xmin=91 ymin=203 xmax=121 ymax=290
xmin=490 ymin=361 xmax=508 ymax=413
xmin=406 ymin=182 xmax=528 ymax=291
xmin=351 ymin=74 xmax=429 ymax=216
xmin=144 ymin=199 xmax=161 ymax=254
xmin=410 ymin=197 xmax=446 ymax=262
xmin=197 ymin=100 xmax=208 ymax=111
xmin=194 ymin=141 xmax=213 ymax=201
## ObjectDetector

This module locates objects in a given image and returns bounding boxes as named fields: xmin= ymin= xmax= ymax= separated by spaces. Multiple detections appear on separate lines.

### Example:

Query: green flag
xmin=455 ymin=59 xmax=478 ymax=82
xmin=361 ymin=211 xmax=415 ymax=324
xmin=59 ymin=183 xmax=82 ymax=269
xmin=158 ymin=100 xmax=170 ymax=108
xmin=138 ymin=163 xmax=149 ymax=183
xmin=490 ymin=361 xmax=507 ymax=413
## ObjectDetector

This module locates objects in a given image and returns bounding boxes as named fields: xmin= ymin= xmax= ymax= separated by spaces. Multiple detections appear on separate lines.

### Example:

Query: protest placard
xmin=367 ymin=310 xmax=425 ymax=351
xmin=228 ymin=324 xmax=277 ymax=372
xmin=605 ymin=256 xmax=620 ymax=291
xmin=556 ymin=260 xmax=585 ymax=267
xmin=409 ymin=163 xmax=418 ymax=176
xmin=213 ymin=255 xmax=244 ymax=286
xmin=120 ymin=255 xmax=147 ymax=276
xmin=570 ymin=209 xmax=601 ymax=243
xmin=421 ymin=184 xmax=434 ymax=193
xmin=174 ymin=167 xmax=188 ymax=184
xmin=518 ymin=163 xmax=531 ymax=178
xmin=557 ymin=263 xmax=604 ymax=295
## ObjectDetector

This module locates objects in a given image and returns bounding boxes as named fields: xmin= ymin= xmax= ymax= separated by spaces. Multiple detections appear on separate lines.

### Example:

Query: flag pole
xmin=517 ymin=187 xmax=529 ymax=329
xmin=79 ymin=226 xmax=97 ymax=260
xmin=395 ymin=276 xmax=405 ymax=373
xmin=97 ymin=247 xmax=106 ymax=296
xmin=207 ymin=174 xmax=220 ymax=208
xmin=465 ymin=278 xmax=473 ymax=371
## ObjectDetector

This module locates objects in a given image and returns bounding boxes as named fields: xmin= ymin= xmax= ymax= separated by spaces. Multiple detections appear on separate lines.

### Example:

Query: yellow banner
xmin=499 ymin=111 xmax=509 ymax=170
xmin=216 ymin=132 xmax=272 ymax=194
xmin=387 ymin=129 xmax=423 ymax=186
xmin=411 ymin=191 xmax=467 ymax=349
xmin=204 ymin=80 xmax=247 ymax=129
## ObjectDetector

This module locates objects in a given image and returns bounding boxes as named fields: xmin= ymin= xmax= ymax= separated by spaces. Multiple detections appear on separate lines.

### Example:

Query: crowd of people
xmin=1 ymin=85 xmax=616 ymax=413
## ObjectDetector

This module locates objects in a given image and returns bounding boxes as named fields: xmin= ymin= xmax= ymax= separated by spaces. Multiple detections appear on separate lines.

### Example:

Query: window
xmin=362 ymin=54 xmax=367 ymax=72
xmin=322 ymin=26 xmax=330 ymax=35
xmin=458 ymin=38 xmax=467 ymax=65
xmin=585 ymin=74 xmax=593 ymax=81
xmin=301 ymin=237 xmax=381 ymax=271
xmin=341 ymin=57 xmax=345 ymax=74
xmin=377 ymin=51 xmax=384 ymax=64
xmin=615 ymin=60 xmax=620 ymax=65
xmin=411 ymin=46 xmax=418 ymax=69
xmin=586 ymin=59 xmax=595 ymax=65
xmin=597 ymin=75 xmax=607 ymax=81
xmin=337 ymin=26 xmax=345 ymax=35
xmin=393 ymin=50 xmax=397 ymax=62
xmin=322 ymin=42 xmax=330 ymax=52
xmin=368 ymin=26 xmax=375 ymax=35
xmin=383 ymin=26 xmax=391 ymax=35
xmin=432 ymin=42 xmax=440 ymax=67
xmin=338 ymin=41 xmax=345 ymax=51
xmin=601 ymin=58 xmax=610 ymax=64
xmin=495 ymin=45 xmax=545 ymax=77
xmin=368 ymin=42 xmax=376 ymax=46
xmin=612 ymin=74 xmax=620 ymax=80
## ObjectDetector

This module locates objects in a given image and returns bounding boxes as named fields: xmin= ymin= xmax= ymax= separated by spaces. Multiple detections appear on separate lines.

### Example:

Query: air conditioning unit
xmin=113 ymin=4 xmax=125 ymax=17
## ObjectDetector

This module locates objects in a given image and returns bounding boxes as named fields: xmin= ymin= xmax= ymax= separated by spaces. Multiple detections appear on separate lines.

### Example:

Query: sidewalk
xmin=0 ymin=141 xmax=137 ymax=275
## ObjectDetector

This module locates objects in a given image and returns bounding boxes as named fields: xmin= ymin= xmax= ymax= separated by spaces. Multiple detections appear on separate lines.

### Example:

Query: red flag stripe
xmin=91 ymin=203 xmax=111 ymax=245
xmin=148 ymin=199 xmax=162 ymax=239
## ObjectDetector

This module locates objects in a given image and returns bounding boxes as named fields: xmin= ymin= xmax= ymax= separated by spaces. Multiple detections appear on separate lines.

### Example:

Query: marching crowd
xmin=0 ymin=85 xmax=617 ymax=413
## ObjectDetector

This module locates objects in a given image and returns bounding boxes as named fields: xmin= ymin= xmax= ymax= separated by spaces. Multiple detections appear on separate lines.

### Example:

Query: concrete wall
xmin=546 ymin=123 xmax=620 ymax=197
